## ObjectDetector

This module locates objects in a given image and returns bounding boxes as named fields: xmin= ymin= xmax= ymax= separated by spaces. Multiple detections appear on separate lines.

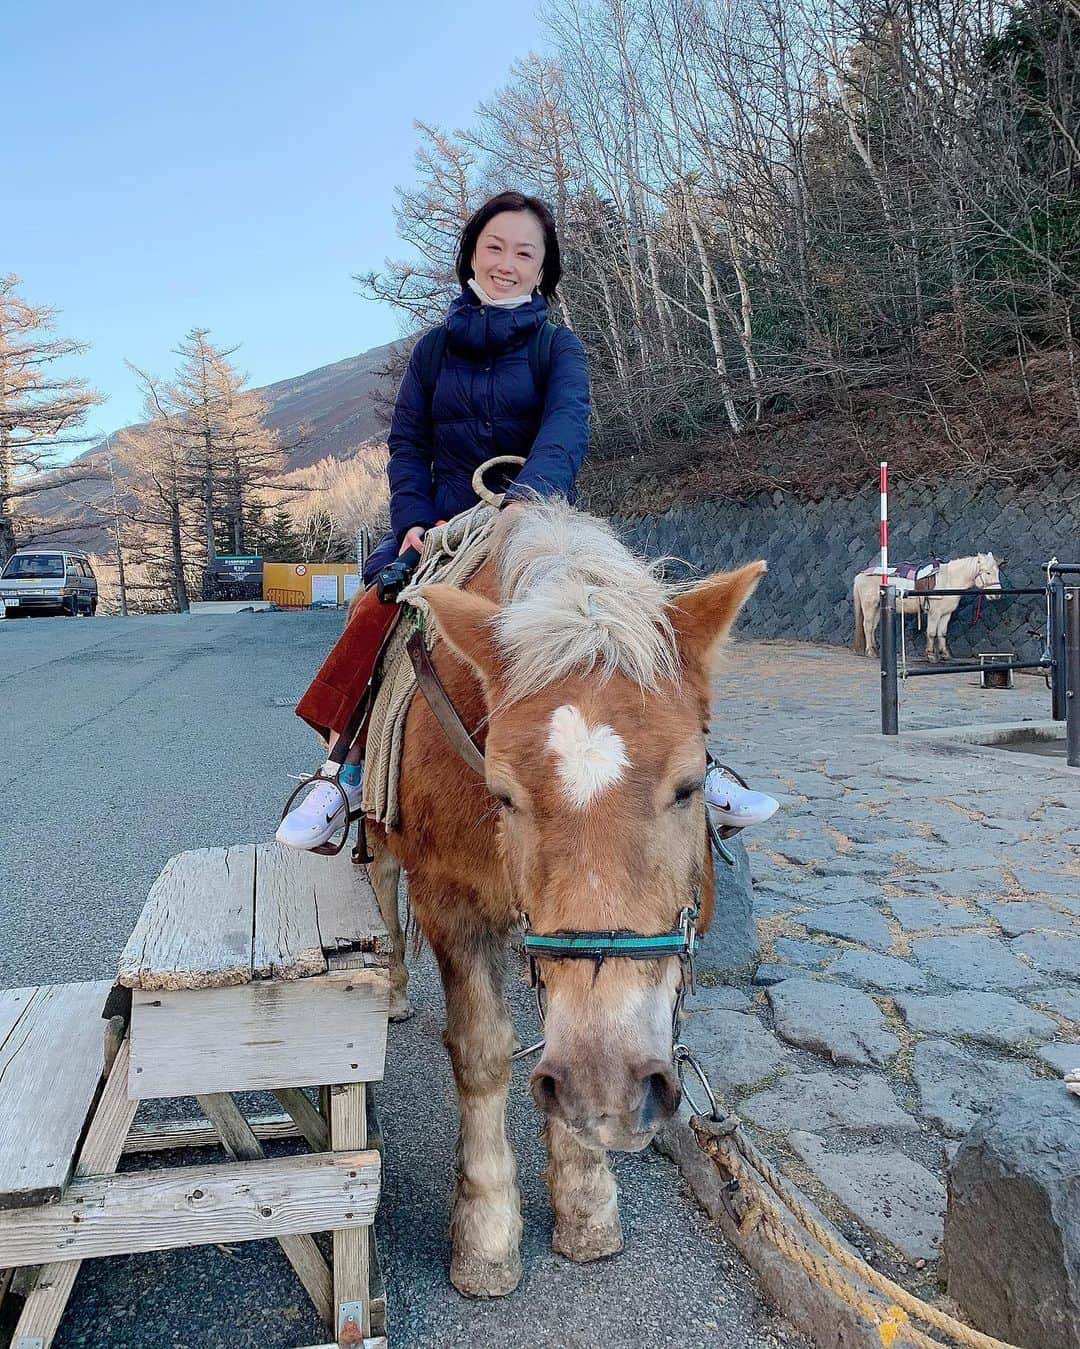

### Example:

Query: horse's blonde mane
xmin=492 ymin=499 xmax=679 ymax=703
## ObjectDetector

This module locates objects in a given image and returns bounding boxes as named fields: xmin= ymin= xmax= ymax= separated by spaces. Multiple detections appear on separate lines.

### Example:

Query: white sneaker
xmin=276 ymin=765 xmax=364 ymax=850
xmin=704 ymin=767 xmax=779 ymax=829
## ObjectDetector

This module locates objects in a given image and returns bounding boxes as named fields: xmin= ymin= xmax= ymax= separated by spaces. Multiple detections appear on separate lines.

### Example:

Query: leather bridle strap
xmin=407 ymin=629 xmax=487 ymax=779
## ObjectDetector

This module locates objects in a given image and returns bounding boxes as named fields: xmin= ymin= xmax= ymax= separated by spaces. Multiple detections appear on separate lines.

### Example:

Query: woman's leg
xmin=278 ymin=584 xmax=399 ymax=848
xmin=294 ymin=584 xmax=398 ymax=745
xmin=326 ymin=730 xmax=364 ymax=764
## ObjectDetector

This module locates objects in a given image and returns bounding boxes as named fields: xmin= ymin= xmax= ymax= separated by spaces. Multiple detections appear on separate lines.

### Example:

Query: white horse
xmin=852 ymin=554 xmax=1001 ymax=661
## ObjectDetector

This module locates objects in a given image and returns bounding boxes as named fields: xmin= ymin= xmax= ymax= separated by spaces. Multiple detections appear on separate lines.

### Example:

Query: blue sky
xmin=9 ymin=2 xmax=546 ymax=457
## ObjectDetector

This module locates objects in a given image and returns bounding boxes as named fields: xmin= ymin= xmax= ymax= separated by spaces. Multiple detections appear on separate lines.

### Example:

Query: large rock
xmin=945 ymin=1083 xmax=1080 ymax=1349
xmin=979 ymin=900 xmax=1075 ymax=937
xmin=696 ymin=835 xmax=758 ymax=979
xmin=887 ymin=897 xmax=990 ymax=932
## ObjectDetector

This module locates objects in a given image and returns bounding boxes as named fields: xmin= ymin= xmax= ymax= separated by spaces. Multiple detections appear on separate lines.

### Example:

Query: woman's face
xmin=471 ymin=210 xmax=545 ymax=298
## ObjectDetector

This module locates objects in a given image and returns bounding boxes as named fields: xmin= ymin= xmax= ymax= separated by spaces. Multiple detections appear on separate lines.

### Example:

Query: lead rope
xmin=691 ymin=1112 xmax=1026 ymax=1349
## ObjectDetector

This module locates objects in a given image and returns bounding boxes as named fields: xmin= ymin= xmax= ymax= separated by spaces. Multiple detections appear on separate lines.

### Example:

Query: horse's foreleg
xmin=924 ymin=606 xmax=939 ymax=660
xmin=366 ymin=832 xmax=412 ymax=1021
xmin=938 ymin=609 xmax=954 ymax=660
xmin=927 ymin=603 xmax=951 ymax=661
xmin=430 ymin=913 xmax=522 ymax=1297
xmin=545 ymin=1115 xmax=624 ymax=1263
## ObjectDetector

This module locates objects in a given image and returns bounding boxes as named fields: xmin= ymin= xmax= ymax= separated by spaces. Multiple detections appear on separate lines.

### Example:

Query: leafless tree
xmin=0 ymin=275 xmax=104 ymax=563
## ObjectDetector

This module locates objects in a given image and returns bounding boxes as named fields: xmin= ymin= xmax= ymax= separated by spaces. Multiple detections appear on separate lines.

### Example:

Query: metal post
xmin=1050 ymin=575 xmax=1067 ymax=721
xmin=1066 ymin=585 xmax=1080 ymax=769
xmin=880 ymin=584 xmax=899 ymax=736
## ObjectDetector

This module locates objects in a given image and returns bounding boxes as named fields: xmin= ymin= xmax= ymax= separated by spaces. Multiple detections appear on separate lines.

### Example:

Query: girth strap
xmin=406 ymin=629 xmax=487 ymax=779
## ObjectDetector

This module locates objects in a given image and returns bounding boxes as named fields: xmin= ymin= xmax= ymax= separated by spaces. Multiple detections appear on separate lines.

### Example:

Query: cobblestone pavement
xmin=692 ymin=639 xmax=1079 ymax=1287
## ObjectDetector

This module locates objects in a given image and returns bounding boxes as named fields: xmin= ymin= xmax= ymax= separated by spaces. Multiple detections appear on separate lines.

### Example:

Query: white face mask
xmin=467 ymin=278 xmax=534 ymax=309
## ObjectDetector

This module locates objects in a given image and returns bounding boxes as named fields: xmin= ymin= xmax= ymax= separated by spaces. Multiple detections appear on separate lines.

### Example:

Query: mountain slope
xmin=21 ymin=339 xmax=401 ymax=552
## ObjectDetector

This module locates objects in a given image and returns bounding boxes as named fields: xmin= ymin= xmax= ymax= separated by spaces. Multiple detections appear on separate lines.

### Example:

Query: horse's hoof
xmin=552 ymin=1216 xmax=624 ymax=1263
xmin=388 ymin=993 xmax=414 ymax=1022
xmin=450 ymin=1250 xmax=522 ymax=1298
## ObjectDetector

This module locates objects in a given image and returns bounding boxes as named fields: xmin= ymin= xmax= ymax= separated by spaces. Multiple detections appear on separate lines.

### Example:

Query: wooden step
xmin=0 ymin=982 xmax=112 ymax=1211
xmin=0 ymin=1148 xmax=380 ymax=1266
xmin=117 ymin=843 xmax=389 ymax=992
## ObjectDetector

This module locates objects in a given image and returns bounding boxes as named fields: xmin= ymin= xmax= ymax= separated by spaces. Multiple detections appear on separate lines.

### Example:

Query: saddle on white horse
xmin=862 ymin=560 xmax=941 ymax=594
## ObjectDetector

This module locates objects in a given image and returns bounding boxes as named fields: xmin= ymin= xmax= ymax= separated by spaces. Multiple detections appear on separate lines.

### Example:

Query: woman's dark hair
xmin=455 ymin=191 xmax=562 ymax=298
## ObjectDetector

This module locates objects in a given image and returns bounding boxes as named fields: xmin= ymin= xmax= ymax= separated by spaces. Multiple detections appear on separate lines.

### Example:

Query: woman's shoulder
xmin=549 ymin=322 xmax=586 ymax=360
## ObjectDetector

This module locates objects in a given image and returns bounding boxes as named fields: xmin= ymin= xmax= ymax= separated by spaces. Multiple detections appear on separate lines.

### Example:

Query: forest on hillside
xmin=362 ymin=0 xmax=1079 ymax=497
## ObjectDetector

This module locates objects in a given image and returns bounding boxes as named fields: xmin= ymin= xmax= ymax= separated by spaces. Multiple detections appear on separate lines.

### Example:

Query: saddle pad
xmin=363 ymin=504 xmax=498 ymax=829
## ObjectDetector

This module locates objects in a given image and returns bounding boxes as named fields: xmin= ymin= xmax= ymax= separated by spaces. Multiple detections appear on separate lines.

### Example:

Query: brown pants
xmin=294 ymin=586 xmax=398 ymax=746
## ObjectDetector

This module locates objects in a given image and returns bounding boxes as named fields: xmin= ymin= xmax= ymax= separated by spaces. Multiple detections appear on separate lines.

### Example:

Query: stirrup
xmin=278 ymin=771 xmax=359 ymax=857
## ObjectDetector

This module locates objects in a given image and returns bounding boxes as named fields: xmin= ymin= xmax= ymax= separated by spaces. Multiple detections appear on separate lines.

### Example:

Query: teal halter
xmin=520 ymin=903 xmax=699 ymax=968
xmin=518 ymin=752 xmax=737 ymax=969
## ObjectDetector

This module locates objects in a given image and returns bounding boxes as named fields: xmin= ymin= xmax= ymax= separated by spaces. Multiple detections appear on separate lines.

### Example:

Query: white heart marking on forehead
xmin=547 ymin=704 xmax=630 ymax=809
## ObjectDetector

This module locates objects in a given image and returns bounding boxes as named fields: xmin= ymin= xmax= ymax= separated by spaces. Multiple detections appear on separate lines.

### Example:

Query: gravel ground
xmin=0 ymin=611 xmax=805 ymax=1349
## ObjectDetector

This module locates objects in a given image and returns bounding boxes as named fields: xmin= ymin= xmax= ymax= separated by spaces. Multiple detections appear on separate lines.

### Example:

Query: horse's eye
xmin=493 ymin=790 xmax=516 ymax=813
xmin=672 ymin=784 xmax=700 ymax=808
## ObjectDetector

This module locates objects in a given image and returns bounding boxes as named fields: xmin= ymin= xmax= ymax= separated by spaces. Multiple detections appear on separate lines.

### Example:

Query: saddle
xmin=864 ymin=560 xmax=940 ymax=594
xmin=361 ymin=503 xmax=499 ymax=830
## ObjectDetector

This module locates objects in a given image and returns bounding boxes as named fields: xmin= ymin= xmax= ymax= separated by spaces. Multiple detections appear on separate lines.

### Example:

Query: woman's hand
xmin=400 ymin=526 xmax=426 ymax=555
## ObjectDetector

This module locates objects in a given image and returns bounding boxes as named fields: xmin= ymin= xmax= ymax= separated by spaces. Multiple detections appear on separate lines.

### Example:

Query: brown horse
xmin=365 ymin=501 xmax=765 ymax=1297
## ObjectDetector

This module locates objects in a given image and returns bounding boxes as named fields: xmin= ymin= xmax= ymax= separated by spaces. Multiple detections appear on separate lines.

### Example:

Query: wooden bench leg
xmin=272 ymin=1087 xmax=329 ymax=1152
xmin=330 ymin=1082 xmax=369 ymax=1345
xmin=12 ymin=1040 xmax=139 ymax=1348
xmin=196 ymin=1092 xmax=334 ymax=1327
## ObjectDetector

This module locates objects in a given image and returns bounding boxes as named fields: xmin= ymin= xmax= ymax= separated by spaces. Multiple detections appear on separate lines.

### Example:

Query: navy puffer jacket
xmin=363 ymin=288 xmax=590 ymax=583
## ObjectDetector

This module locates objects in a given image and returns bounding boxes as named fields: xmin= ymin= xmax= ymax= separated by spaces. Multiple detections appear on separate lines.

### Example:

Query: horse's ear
xmin=667 ymin=562 xmax=767 ymax=671
xmin=418 ymin=584 xmax=503 ymax=686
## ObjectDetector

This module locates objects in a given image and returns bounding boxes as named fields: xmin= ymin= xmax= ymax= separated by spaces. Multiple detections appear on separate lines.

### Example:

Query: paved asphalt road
xmin=0 ymin=612 xmax=802 ymax=1349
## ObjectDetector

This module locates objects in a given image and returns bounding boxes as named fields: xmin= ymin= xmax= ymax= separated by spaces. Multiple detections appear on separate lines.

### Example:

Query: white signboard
xmin=311 ymin=573 xmax=339 ymax=607
xmin=342 ymin=573 xmax=361 ymax=604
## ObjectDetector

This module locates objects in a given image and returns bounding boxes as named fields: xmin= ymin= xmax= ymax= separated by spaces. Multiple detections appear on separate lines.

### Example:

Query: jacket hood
xmin=445 ymin=287 xmax=548 ymax=357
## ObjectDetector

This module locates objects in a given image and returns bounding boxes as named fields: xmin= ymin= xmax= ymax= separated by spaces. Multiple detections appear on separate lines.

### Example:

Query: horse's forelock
xmin=492 ymin=501 xmax=680 ymax=703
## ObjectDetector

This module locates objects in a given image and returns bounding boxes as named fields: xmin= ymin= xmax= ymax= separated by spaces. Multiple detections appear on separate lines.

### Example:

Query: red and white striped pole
xmin=879 ymin=461 xmax=889 ymax=586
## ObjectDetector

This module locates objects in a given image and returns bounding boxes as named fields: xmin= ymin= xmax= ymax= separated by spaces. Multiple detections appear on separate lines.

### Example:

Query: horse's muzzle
xmin=530 ymin=1056 xmax=681 ymax=1151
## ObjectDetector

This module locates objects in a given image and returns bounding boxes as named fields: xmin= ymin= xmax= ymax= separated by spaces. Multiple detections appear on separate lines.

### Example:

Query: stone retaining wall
xmin=618 ymin=469 xmax=1079 ymax=661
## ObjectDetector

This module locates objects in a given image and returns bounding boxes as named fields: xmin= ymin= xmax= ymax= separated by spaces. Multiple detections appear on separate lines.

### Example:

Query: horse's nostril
xmin=638 ymin=1060 xmax=681 ymax=1124
xmin=531 ymin=1071 xmax=562 ymax=1116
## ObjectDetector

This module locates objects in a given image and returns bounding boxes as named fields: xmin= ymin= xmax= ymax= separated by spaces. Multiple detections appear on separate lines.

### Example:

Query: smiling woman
xmin=275 ymin=190 xmax=590 ymax=853
xmin=459 ymin=199 xmax=553 ymax=303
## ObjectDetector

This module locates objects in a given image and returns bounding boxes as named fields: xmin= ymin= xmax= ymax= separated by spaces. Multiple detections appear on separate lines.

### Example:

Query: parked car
xmin=0 ymin=549 xmax=98 ymax=617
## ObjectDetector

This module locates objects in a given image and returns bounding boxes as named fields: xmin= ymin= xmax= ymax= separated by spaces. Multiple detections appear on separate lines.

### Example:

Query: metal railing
xmin=879 ymin=562 xmax=1080 ymax=767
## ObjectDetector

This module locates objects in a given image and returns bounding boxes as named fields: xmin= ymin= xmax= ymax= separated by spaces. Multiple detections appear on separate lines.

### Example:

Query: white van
xmin=0 ymin=550 xmax=99 ymax=617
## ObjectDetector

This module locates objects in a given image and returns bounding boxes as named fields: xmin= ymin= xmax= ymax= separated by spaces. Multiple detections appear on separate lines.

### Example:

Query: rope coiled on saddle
xmin=361 ymin=504 xmax=499 ymax=829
